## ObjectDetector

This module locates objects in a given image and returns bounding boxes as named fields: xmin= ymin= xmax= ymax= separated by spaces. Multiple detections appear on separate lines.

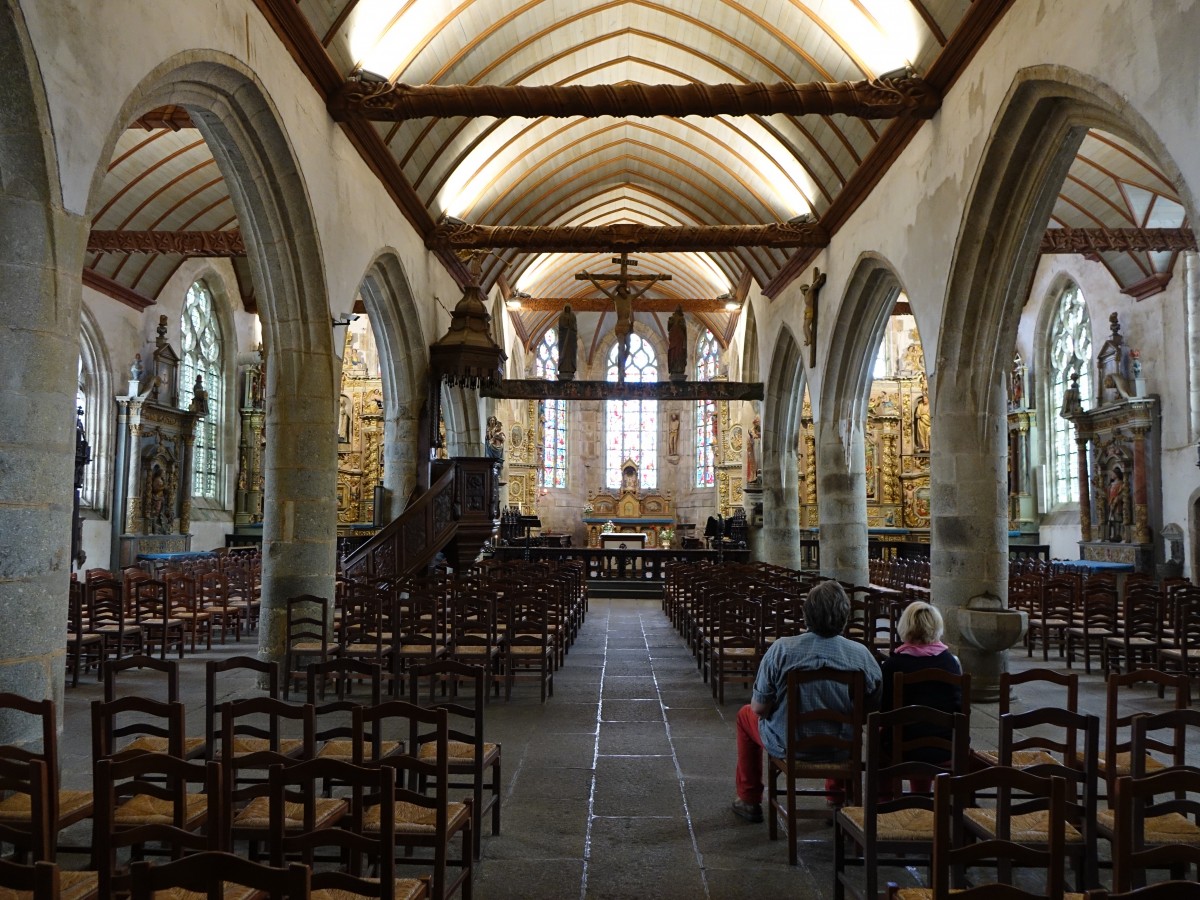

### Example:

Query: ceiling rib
xmin=330 ymin=76 xmax=941 ymax=121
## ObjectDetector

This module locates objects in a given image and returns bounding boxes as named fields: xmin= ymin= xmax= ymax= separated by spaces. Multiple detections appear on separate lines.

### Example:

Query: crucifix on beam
xmin=575 ymin=253 xmax=671 ymax=382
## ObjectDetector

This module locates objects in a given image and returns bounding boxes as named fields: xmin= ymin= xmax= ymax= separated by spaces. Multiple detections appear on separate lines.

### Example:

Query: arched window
xmin=1046 ymin=282 xmax=1092 ymax=505
xmin=76 ymin=322 xmax=107 ymax=513
xmin=180 ymin=281 xmax=224 ymax=502
xmin=695 ymin=329 xmax=719 ymax=487
xmin=534 ymin=329 xmax=567 ymax=489
xmin=606 ymin=334 xmax=657 ymax=489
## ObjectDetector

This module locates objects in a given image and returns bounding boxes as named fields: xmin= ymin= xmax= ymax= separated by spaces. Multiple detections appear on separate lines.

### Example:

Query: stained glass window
xmin=180 ymin=281 xmax=224 ymax=501
xmin=1047 ymin=282 xmax=1092 ymax=505
xmin=695 ymin=329 xmax=719 ymax=487
xmin=606 ymin=334 xmax=657 ymax=489
xmin=534 ymin=329 xmax=567 ymax=488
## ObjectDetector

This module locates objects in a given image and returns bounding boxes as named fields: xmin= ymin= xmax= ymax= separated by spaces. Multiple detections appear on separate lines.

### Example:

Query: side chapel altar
xmin=582 ymin=459 xmax=674 ymax=547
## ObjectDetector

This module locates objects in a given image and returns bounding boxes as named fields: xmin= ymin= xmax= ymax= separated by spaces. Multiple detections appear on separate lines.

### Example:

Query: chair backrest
xmin=306 ymin=657 xmax=383 ymax=705
xmin=0 ymin=857 xmax=58 ymax=899
xmin=93 ymin=752 xmax=222 ymax=896
xmin=893 ymin=667 xmax=971 ymax=725
xmin=204 ymin=656 xmax=281 ymax=760
xmin=408 ymin=659 xmax=488 ymax=756
xmin=268 ymin=758 xmax=392 ymax=895
xmin=781 ymin=667 xmax=865 ymax=768
xmin=1113 ymin=767 xmax=1200 ymax=892
xmin=91 ymin=696 xmax=185 ymax=761
xmin=0 ymin=757 xmax=52 ymax=861
xmin=1129 ymin=707 xmax=1200 ymax=776
xmin=286 ymin=594 xmax=330 ymax=646
xmin=103 ymin=653 xmax=179 ymax=703
xmin=999 ymin=668 xmax=1078 ymax=718
xmin=0 ymin=694 xmax=61 ymax=814
xmin=1105 ymin=669 xmax=1190 ymax=785
xmin=865 ymin=706 xmax=969 ymax=823
xmin=931 ymin=767 xmax=1068 ymax=897
xmin=220 ymin=698 xmax=315 ymax=812
xmin=130 ymin=852 xmax=310 ymax=900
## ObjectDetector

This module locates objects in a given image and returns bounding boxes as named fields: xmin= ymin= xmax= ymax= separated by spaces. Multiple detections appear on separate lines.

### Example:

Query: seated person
xmin=879 ymin=601 xmax=962 ymax=797
xmin=732 ymin=581 xmax=882 ymax=823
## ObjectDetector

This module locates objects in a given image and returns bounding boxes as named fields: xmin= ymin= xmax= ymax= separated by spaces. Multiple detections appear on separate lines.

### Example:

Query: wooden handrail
xmin=342 ymin=463 xmax=458 ymax=580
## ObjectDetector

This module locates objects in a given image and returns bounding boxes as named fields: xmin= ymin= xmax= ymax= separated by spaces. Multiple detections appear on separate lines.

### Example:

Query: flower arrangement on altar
xmin=582 ymin=503 xmax=595 ymax=517
xmin=659 ymin=527 xmax=676 ymax=548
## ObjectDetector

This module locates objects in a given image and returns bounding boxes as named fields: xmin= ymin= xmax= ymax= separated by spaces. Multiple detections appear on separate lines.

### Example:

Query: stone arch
xmin=95 ymin=53 xmax=337 ymax=662
xmin=931 ymin=65 xmax=1196 ymax=693
xmin=815 ymin=254 xmax=905 ymax=584
xmin=758 ymin=325 xmax=805 ymax=568
xmin=358 ymin=250 xmax=428 ymax=517
xmin=0 ymin=0 xmax=75 ymax=725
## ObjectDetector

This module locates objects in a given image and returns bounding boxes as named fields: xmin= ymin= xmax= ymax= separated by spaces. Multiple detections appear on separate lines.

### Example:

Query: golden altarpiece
xmin=798 ymin=316 xmax=932 ymax=539
xmin=336 ymin=321 xmax=385 ymax=526
xmin=113 ymin=316 xmax=200 ymax=566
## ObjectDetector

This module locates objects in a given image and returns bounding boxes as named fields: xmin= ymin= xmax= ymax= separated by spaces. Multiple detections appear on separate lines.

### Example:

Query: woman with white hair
xmin=879 ymin=600 xmax=962 ymax=796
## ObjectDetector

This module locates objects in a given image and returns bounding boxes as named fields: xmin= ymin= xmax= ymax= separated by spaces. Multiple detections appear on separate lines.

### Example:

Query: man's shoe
xmin=731 ymin=798 xmax=763 ymax=823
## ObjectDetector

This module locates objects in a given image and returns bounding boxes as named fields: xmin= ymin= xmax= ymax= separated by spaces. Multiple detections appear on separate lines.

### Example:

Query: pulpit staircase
xmin=341 ymin=458 xmax=500 ymax=580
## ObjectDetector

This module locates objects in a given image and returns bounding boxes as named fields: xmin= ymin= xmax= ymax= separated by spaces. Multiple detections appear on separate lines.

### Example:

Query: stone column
xmin=815 ymin=417 xmax=868 ymax=585
xmin=1075 ymin=435 xmax=1092 ymax=542
xmin=383 ymin=402 xmax=421 ymax=520
xmin=930 ymin=376 xmax=1010 ymax=701
xmin=756 ymin=446 xmax=802 ymax=569
xmin=258 ymin=353 xmax=338 ymax=665
xmin=0 ymin=207 xmax=88 ymax=738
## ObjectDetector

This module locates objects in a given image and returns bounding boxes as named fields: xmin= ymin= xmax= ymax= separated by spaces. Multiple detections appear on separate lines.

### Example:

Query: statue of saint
xmin=667 ymin=305 xmax=687 ymax=381
xmin=913 ymin=391 xmax=931 ymax=453
xmin=1106 ymin=467 xmax=1127 ymax=542
xmin=557 ymin=305 xmax=578 ymax=381
xmin=189 ymin=375 xmax=209 ymax=417
xmin=746 ymin=416 xmax=761 ymax=483
xmin=338 ymin=394 xmax=352 ymax=443
xmin=485 ymin=415 xmax=505 ymax=460
xmin=668 ymin=412 xmax=681 ymax=456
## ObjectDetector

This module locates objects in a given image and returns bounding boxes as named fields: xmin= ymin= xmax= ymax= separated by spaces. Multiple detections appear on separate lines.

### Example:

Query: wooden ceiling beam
xmin=482 ymin=379 xmax=763 ymax=401
xmin=330 ymin=77 xmax=941 ymax=122
xmin=1039 ymin=226 xmax=1197 ymax=254
xmin=82 ymin=269 xmax=156 ymax=311
xmin=87 ymin=229 xmax=246 ymax=256
xmin=427 ymin=221 xmax=829 ymax=253
xmin=129 ymin=106 xmax=195 ymax=131
xmin=508 ymin=297 xmax=735 ymax=313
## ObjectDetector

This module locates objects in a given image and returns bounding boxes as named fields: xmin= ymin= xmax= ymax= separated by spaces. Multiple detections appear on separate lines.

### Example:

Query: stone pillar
xmin=930 ymin=376 xmax=1010 ymax=701
xmin=1075 ymin=435 xmax=1092 ymax=542
xmin=815 ymin=417 xmax=868 ymax=585
xmin=258 ymin=353 xmax=338 ymax=665
xmin=1186 ymin=251 xmax=1200 ymax=441
xmin=756 ymin=447 xmax=802 ymax=569
xmin=0 ymin=207 xmax=88 ymax=738
xmin=383 ymin=403 xmax=421 ymax=520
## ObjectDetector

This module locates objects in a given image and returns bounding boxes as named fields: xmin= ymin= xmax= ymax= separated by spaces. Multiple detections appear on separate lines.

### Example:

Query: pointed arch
xmin=759 ymin=325 xmax=805 ymax=569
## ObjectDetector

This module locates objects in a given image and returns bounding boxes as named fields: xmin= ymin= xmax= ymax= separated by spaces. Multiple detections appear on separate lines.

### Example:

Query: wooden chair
xmin=1111 ymin=768 xmax=1200 ymax=890
xmin=0 ymin=695 xmax=93 ymax=862
xmin=91 ymin=696 xmax=186 ymax=763
xmin=0 ymin=857 xmax=65 ymax=900
xmin=67 ymin=578 xmax=103 ymax=686
xmin=503 ymin=595 xmax=554 ymax=702
xmin=283 ymin=594 xmax=335 ymax=700
xmin=85 ymin=575 xmax=143 ymax=668
xmin=1158 ymin=584 xmax=1200 ymax=684
xmin=1106 ymin=585 xmax=1163 ymax=675
xmin=164 ymin=571 xmax=212 ymax=653
xmin=1067 ymin=581 xmax=1118 ymax=674
xmin=892 ymin=668 xmax=970 ymax=726
xmin=409 ymin=660 xmax=502 ymax=860
xmin=767 ymin=667 xmax=866 ymax=866
xmin=354 ymin=701 xmax=474 ymax=900
xmin=91 ymin=753 xmax=220 ymax=897
xmin=1086 ymin=885 xmax=1200 ymax=900
xmin=1098 ymin=670 xmax=1190 ymax=798
xmin=204 ymin=656 xmax=282 ymax=762
xmin=973 ymin=669 xmax=1079 ymax=769
xmin=131 ymin=578 xmax=186 ymax=660
xmin=448 ymin=589 xmax=503 ymax=699
xmin=1027 ymin=575 xmax=1074 ymax=662
xmin=130 ymin=851 xmax=311 ymax=899
xmin=268 ymin=758 xmax=427 ymax=900
xmin=708 ymin=596 xmax=762 ymax=704
xmin=308 ymin=658 xmax=400 ymax=766
xmin=101 ymin=655 xmax=206 ymax=759
xmin=198 ymin=570 xmax=244 ymax=644
xmin=989 ymin=707 xmax=1101 ymax=891
xmin=0 ymin=756 xmax=52 ymax=861
xmin=911 ymin=767 xmax=1069 ymax=899
xmin=834 ymin=706 xmax=969 ymax=900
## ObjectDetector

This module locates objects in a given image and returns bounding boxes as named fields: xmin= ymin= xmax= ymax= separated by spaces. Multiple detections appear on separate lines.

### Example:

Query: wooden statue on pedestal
xmin=1062 ymin=313 xmax=1161 ymax=572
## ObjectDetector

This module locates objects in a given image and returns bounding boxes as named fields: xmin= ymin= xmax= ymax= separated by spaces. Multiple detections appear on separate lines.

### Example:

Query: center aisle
xmin=476 ymin=596 xmax=829 ymax=899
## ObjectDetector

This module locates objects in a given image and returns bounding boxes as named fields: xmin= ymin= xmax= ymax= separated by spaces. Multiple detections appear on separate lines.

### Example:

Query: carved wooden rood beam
xmin=331 ymin=76 xmax=941 ymax=122
xmin=1040 ymin=226 xmax=1197 ymax=254
xmin=87 ymin=229 xmax=247 ymax=257
xmin=428 ymin=222 xmax=829 ymax=253
xmin=482 ymin=380 xmax=764 ymax=401
xmin=509 ymin=297 xmax=735 ymax=313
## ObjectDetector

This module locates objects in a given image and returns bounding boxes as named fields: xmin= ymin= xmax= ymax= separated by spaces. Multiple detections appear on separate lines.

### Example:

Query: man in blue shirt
xmin=732 ymin=580 xmax=882 ymax=822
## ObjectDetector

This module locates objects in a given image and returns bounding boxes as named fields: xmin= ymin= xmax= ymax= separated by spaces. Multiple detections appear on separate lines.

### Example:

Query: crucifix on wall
xmin=575 ymin=253 xmax=671 ymax=382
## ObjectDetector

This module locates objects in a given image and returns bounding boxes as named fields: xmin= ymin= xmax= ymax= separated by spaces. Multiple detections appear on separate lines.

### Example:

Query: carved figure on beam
xmin=1039 ymin=226 xmax=1197 ymax=254
xmin=557 ymin=304 xmax=578 ymax=381
xmin=801 ymin=267 xmax=826 ymax=368
xmin=576 ymin=254 xmax=671 ymax=382
xmin=331 ymin=76 xmax=942 ymax=122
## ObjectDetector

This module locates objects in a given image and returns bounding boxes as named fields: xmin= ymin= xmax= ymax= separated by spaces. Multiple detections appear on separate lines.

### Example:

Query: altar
xmin=600 ymin=532 xmax=647 ymax=551
xmin=583 ymin=460 xmax=674 ymax=548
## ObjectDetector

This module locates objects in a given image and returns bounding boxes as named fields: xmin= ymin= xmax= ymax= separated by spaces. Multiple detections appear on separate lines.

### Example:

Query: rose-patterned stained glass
xmin=695 ymin=329 xmax=719 ymax=487
xmin=179 ymin=281 xmax=223 ymax=501
xmin=534 ymin=329 xmax=567 ymax=489
xmin=606 ymin=333 xmax=657 ymax=489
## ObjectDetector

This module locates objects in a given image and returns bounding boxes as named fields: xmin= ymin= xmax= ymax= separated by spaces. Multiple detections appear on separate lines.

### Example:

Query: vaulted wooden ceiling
xmin=82 ymin=1 xmax=1191 ymax=337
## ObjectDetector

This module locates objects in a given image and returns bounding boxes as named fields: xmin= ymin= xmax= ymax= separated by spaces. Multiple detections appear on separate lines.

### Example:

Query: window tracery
xmin=534 ymin=329 xmax=567 ymax=488
xmin=1046 ymin=282 xmax=1092 ymax=505
xmin=180 ymin=281 xmax=224 ymax=502
xmin=606 ymin=333 xmax=657 ymax=489
xmin=695 ymin=329 xmax=719 ymax=487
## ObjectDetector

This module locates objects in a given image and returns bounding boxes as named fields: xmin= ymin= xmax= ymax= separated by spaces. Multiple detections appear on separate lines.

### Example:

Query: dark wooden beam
xmin=87 ymin=229 xmax=246 ymax=256
xmin=482 ymin=380 xmax=763 ymax=401
xmin=330 ymin=77 xmax=941 ymax=122
xmin=428 ymin=222 xmax=829 ymax=253
xmin=82 ymin=269 xmax=156 ymax=311
xmin=1039 ymin=226 xmax=1197 ymax=254
xmin=509 ymin=297 xmax=734 ymax=313
xmin=130 ymin=105 xmax=195 ymax=131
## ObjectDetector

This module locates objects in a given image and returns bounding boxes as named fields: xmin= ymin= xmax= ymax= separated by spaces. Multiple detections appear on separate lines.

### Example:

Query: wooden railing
xmin=342 ymin=463 xmax=458 ymax=580
xmin=492 ymin=545 xmax=751 ymax=581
